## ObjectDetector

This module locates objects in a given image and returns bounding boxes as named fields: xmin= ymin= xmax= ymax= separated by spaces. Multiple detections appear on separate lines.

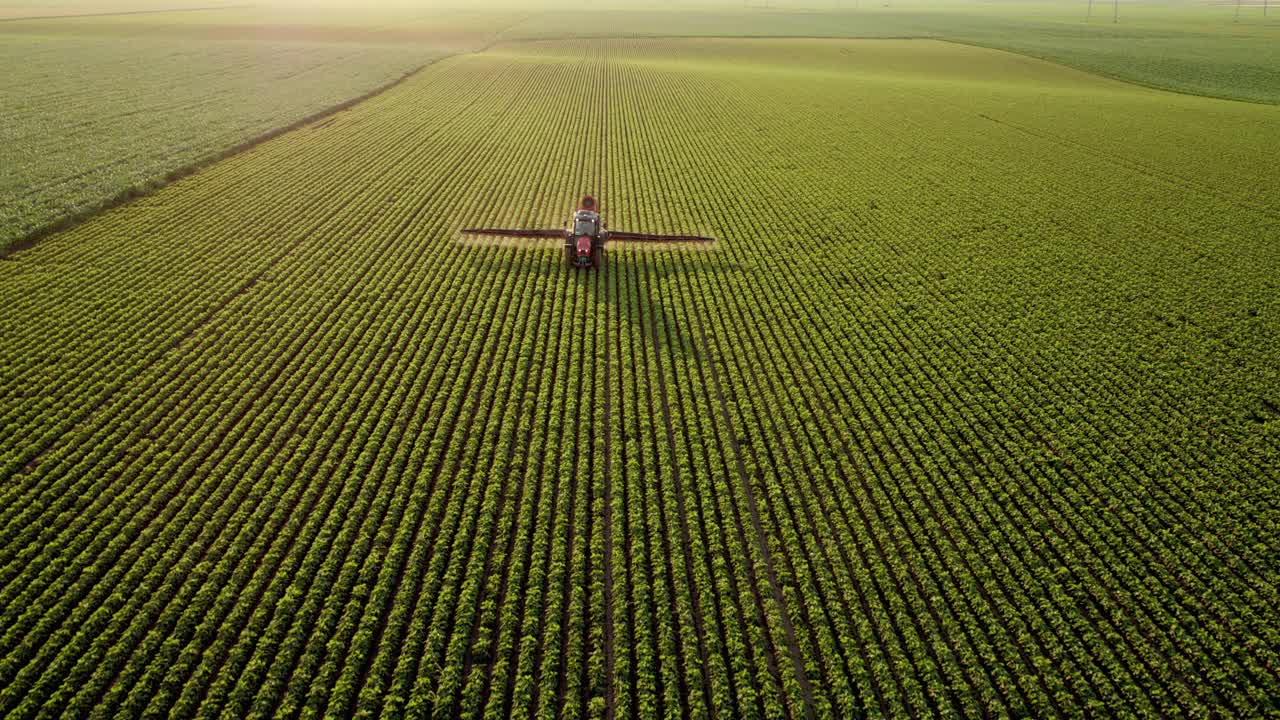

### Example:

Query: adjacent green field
xmin=1 ymin=37 xmax=1278 ymax=719
xmin=509 ymin=3 xmax=1280 ymax=103
xmin=0 ymin=6 xmax=507 ymax=251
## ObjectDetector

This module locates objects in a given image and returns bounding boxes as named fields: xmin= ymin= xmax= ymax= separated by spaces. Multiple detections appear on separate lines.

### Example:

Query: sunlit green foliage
xmin=2 ymin=37 xmax=1278 ymax=718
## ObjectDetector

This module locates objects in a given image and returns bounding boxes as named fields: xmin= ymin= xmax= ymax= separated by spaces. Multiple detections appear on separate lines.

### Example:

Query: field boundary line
xmin=493 ymin=34 xmax=1280 ymax=107
xmin=0 ymin=5 xmax=249 ymax=22
xmin=0 ymin=9 xmax=528 ymax=259
xmin=936 ymin=36 xmax=1280 ymax=107
xmin=0 ymin=59 xmax=433 ymax=259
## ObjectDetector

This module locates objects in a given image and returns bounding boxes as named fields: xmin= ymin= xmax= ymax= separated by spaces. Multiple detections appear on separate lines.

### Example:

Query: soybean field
xmin=1 ymin=35 xmax=1278 ymax=720
xmin=0 ymin=5 xmax=510 ymax=252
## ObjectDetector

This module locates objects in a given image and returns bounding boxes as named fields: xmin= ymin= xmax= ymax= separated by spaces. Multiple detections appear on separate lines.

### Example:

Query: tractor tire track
xmin=640 ymin=255 xmax=717 ymax=717
xmin=682 ymin=277 xmax=817 ymax=720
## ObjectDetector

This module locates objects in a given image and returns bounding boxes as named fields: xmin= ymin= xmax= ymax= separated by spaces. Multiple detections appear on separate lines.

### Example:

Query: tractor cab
xmin=573 ymin=210 xmax=601 ymax=238
xmin=569 ymin=209 xmax=602 ymax=268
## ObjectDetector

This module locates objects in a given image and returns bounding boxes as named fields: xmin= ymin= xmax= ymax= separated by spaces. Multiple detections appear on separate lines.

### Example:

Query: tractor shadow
xmin=602 ymin=246 xmax=740 ymax=363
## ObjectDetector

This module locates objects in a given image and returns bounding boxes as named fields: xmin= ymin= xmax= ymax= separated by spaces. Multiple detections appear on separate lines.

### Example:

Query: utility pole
xmin=1235 ymin=0 xmax=1241 ymax=22
xmin=1087 ymin=0 xmax=1094 ymax=21
xmin=1113 ymin=0 xmax=1118 ymax=23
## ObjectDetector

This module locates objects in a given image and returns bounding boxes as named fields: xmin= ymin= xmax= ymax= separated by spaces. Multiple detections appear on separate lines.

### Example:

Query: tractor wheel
xmin=591 ymin=246 xmax=602 ymax=269
xmin=566 ymin=246 xmax=575 ymax=267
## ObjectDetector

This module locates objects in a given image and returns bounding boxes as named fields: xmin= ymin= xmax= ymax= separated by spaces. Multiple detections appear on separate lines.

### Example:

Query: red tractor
xmin=463 ymin=195 xmax=714 ymax=269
